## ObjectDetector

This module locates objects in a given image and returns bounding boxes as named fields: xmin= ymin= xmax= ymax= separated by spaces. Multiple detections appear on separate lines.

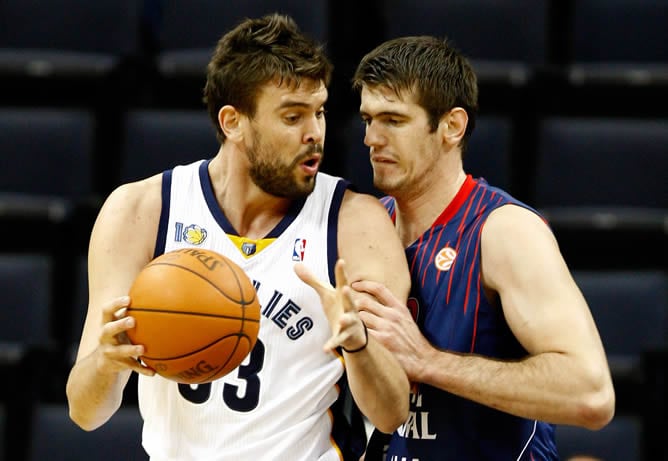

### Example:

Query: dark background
xmin=0 ymin=1 xmax=666 ymax=460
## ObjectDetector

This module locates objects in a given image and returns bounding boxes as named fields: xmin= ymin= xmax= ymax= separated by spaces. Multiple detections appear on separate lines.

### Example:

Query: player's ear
xmin=441 ymin=107 xmax=468 ymax=146
xmin=218 ymin=105 xmax=242 ymax=141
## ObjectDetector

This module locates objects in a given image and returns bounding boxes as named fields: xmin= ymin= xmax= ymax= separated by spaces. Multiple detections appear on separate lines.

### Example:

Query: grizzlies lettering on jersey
xmin=138 ymin=159 xmax=364 ymax=461
xmin=378 ymin=176 xmax=558 ymax=461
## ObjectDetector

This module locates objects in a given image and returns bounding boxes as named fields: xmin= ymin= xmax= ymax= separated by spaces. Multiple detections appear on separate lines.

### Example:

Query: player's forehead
xmin=256 ymin=77 xmax=328 ymax=111
xmin=359 ymin=85 xmax=418 ymax=117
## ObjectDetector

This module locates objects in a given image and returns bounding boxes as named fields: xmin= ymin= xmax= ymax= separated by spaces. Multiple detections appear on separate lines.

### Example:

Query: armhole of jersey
xmin=327 ymin=179 xmax=350 ymax=286
xmin=153 ymin=169 xmax=172 ymax=258
xmin=380 ymin=196 xmax=396 ymax=223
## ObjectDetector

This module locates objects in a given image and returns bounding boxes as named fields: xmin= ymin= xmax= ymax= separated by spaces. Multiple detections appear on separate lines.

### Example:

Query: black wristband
xmin=342 ymin=321 xmax=368 ymax=353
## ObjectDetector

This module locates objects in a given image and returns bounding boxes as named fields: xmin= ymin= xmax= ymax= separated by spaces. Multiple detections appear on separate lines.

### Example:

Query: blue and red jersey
xmin=378 ymin=175 xmax=558 ymax=460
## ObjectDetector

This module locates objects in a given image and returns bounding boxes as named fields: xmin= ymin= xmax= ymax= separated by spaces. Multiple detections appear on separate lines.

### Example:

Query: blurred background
xmin=0 ymin=0 xmax=666 ymax=460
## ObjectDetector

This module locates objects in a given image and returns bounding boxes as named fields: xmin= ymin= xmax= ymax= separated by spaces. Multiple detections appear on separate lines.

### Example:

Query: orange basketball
xmin=126 ymin=248 xmax=261 ymax=384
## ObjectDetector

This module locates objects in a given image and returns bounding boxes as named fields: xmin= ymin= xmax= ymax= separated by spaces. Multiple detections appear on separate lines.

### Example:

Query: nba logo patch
xmin=292 ymin=238 xmax=306 ymax=261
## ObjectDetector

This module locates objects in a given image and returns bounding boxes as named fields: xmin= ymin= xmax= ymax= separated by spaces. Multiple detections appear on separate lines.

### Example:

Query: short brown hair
xmin=353 ymin=36 xmax=478 ymax=152
xmin=203 ymin=13 xmax=333 ymax=143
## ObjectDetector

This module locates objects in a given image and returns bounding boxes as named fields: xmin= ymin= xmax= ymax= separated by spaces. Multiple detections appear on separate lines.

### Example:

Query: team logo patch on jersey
xmin=292 ymin=238 xmax=306 ymax=261
xmin=434 ymin=246 xmax=457 ymax=271
xmin=182 ymin=224 xmax=207 ymax=245
xmin=242 ymin=242 xmax=257 ymax=256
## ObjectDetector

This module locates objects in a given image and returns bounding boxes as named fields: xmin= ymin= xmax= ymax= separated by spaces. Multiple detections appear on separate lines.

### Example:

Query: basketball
xmin=126 ymin=248 xmax=261 ymax=384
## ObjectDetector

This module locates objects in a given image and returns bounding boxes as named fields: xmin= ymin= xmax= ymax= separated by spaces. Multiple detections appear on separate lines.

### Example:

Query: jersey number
xmin=178 ymin=340 xmax=265 ymax=411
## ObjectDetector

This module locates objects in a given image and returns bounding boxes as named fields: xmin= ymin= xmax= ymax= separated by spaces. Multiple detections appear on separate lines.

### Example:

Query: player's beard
xmin=246 ymin=130 xmax=323 ymax=199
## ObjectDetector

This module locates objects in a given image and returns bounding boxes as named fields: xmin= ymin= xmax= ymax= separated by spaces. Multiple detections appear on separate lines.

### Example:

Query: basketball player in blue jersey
xmin=66 ymin=14 xmax=410 ymax=460
xmin=349 ymin=36 xmax=616 ymax=460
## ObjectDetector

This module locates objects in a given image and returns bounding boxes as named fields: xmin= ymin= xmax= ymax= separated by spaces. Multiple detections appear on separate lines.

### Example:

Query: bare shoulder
xmin=338 ymin=189 xmax=397 ymax=244
xmin=482 ymin=204 xmax=556 ymax=248
xmin=481 ymin=204 xmax=564 ymax=291
xmin=485 ymin=203 xmax=549 ymax=230
xmin=97 ymin=175 xmax=163 ymax=224
xmin=90 ymin=174 xmax=164 ymax=260
xmin=338 ymin=189 xmax=392 ymax=225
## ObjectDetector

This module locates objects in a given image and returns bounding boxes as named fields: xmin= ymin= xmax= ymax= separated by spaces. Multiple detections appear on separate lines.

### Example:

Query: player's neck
xmin=394 ymin=169 xmax=467 ymax=247
xmin=208 ymin=152 xmax=293 ymax=238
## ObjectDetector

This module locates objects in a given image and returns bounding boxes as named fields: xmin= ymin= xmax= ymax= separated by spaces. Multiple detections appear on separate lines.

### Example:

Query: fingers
xmin=324 ymin=312 xmax=366 ymax=351
xmin=96 ymin=295 xmax=155 ymax=376
xmin=333 ymin=259 xmax=349 ymax=289
xmin=101 ymin=315 xmax=144 ymax=353
xmin=98 ymin=343 xmax=155 ymax=376
xmin=352 ymin=280 xmax=406 ymax=310
xmin=296 ymin=259 xmax=355 ymax=312
xmin=295 ymin=259 xmax=350 ymax=293
xmin=296 ymin=259 xmax=364 ymax=351
xmin=101 ymin=295 xmax=131 ymax=321
xmin=294 ymin=262 xmax=330 ymax=295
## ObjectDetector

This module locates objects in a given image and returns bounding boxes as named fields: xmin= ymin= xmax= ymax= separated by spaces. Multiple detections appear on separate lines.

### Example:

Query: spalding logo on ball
xmin=127 ymin=248 xmax=261 ymax=384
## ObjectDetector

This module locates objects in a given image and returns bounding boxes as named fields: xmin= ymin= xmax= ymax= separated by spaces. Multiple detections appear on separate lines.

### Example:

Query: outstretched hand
xmin=294 ymin=259 xmax=367 ymax=352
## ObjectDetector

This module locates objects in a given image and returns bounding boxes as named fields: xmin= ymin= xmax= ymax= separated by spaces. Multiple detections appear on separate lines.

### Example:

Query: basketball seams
xmin=217 ymin=256 xmax=259 ymax=306
xmin=141 ymin=333 xmax=252 ymax=361
xmin=128 ymin=249 xmax=261 ymax=384
xmin=145 ymin=261 xmax=257 ymax=308
xmin=126 ymin=307 xmax=260 ymax=323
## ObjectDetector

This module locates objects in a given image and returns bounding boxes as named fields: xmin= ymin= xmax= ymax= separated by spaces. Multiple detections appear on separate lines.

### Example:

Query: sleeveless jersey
xmin=374 ymin=176 xmax=558 ymax=461
xmin=138 ymin=159 xmax=365 ymax=461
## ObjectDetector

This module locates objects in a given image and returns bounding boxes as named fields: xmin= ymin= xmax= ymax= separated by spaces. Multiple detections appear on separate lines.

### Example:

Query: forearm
xmin=345 ymin=336 xmax=409 ymax=433
xmin=419 ymin=348 xmax=613 ymax=429
xmin=66 ymin=350 xmax=131 ymax=431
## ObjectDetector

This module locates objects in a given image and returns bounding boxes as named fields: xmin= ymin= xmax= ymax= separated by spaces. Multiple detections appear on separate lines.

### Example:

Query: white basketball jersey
xmin=138 ymin=159 xmax=358 ymax=461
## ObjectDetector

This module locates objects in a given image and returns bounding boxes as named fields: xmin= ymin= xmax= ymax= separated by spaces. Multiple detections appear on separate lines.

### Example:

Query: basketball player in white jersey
xmin=66 ymin=14 xmax=411 ymax=461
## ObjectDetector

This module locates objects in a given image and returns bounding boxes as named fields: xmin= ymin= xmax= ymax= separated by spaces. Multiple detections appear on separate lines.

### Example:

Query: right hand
xmin=95 ymin=296 xmax=155 ymax=377
xmin=294 ymin=259 xmax=368 ymax=353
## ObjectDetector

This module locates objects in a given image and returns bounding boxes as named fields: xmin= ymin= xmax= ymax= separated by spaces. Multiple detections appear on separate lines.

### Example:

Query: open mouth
xmin=299 ymin=154 xmax=321 ymax=174
xmin=303 ymin=156 xmax=319 ymax=167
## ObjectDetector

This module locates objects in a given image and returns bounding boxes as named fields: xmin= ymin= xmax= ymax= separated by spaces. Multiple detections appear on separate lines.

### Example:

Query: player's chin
xmin=281 ymin=176 xmax=316 ymax=199
xmin=371 ymin=170 xmax=398 ymax=191
xmin=299 ymin=180 xmax=316 ymax=196
xmin=296 ymin=171 xmax=317 ymax=188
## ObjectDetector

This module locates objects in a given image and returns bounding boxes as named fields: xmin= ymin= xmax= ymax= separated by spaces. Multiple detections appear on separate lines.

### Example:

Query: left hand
xmin=294 ymin=259 xmax=367 ymax=352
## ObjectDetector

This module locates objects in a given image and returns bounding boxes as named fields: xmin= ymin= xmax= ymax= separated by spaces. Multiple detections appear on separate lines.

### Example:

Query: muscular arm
xmin=336 ymin=191 xmax=411 ymax=433
xmin=66 ymin=177 xmax=161 ymax=430
xmin=416 ymin=205 xmax=615 ymax=429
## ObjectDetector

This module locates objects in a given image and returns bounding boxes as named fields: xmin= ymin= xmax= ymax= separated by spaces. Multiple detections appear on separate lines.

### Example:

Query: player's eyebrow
xmin=360 ymin=110 xmax=407 ymax=118
xmin=278 ymin=101 xmax=311 ymax=110
xmin=278 ymin=99 xmax=326 ymax=111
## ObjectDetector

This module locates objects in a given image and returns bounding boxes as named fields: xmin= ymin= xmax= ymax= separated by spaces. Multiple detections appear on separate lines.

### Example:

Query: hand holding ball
xmin=127 ymin=249 xmax=261 ymax=384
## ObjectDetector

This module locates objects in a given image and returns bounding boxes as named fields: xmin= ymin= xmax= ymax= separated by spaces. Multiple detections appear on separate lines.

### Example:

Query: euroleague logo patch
xmin=434 ymin=246 xmax=457 ymax=271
